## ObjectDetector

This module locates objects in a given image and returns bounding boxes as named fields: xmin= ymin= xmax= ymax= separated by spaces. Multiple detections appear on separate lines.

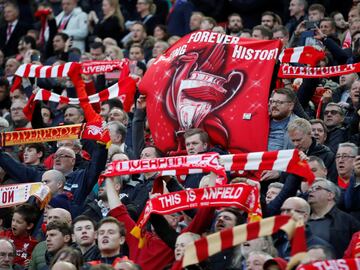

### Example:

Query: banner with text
xmin=139 ymin=31 xmax=282 ymax=153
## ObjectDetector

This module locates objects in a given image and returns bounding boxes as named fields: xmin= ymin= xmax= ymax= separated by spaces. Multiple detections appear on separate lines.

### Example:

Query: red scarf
xmin=176 ymin=215 xmax=306 ymax=269
xmin=278 ymin=63 xmax=360 ymax=79
xmin=298 ymin=258 xmax=360 ymax=270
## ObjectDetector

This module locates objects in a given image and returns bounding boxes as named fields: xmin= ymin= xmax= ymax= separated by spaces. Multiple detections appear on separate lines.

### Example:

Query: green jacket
xmin=29 ymin=241 xmax=47 ymax=270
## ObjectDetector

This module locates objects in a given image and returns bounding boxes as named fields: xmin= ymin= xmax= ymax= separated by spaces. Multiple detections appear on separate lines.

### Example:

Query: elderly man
xmin=0 ymin=141 xmax=107 ymax=215
xmin=275 ymin=197 xmax=333 ymax=259
xmin=0 ymin=238 xmax=18 ymax=270
xmin=323 ymin=103 xmax=348 ymax=153
xmin=287 ymin=118 xmax=336 ymax=181
xmin=307 ymin=179 xmax=360 ymax=258
xmin=336 ymin=142 xmax=358 ymax=188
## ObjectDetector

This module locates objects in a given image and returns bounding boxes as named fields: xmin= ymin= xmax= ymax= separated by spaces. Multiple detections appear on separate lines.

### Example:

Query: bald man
xmin=0 ymin=238 xmax=16 ymax=269
xmin=41 ymin=170 xmax=66 ymax=196
xmin=275 ymin=197 xmax=333 ymax=259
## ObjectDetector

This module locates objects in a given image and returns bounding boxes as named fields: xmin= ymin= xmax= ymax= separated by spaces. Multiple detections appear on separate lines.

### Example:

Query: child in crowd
xmin=0 ymin=203 xmax=39 ymax=267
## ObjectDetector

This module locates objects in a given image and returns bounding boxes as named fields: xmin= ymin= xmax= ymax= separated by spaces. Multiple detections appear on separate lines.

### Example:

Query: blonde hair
xmin=105 ymin=45 xmax=124 ymax=60
xmin=145 ymin=0 xmax=157 ymax=15
xmin=104 ymin=0 xmax=125 ymax=31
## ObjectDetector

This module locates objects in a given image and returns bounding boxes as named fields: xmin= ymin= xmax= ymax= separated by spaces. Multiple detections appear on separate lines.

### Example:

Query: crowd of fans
xmin=2 ymin=0 xmax=360 ymax=269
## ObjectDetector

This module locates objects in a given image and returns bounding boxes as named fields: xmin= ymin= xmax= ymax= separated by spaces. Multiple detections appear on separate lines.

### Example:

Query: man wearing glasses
xmin=268 ymin=88 xmax=298 ymax=151
xmin=335 ymin=142 xmax=358 ymax=188
xmin=307 ymin=179 xmax=360 ymax=258
xmin=0 ymin=141 xmax=107 ymax=217
xmin=275 ymin=196 xmax=333 ymax=259
xmin=323 ymin=102 xmax=348 ymax=153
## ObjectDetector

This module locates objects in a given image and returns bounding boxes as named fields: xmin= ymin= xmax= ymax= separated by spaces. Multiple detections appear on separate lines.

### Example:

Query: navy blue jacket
xmin=0 ymin=144 xmax=107 ymax=207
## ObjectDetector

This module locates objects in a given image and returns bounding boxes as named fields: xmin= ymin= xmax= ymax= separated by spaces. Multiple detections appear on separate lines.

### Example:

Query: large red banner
xmin=139 ymin=31 xmax=282 ymax=153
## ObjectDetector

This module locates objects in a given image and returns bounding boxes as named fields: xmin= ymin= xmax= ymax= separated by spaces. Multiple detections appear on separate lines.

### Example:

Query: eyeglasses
xmin=308 ymin=186 xmax=331 ymax=193
xmin=269 ymin=99 xmax=292 ymax=106
xmin=54 ymin=154 xmax=74 ymax=160
xmin=335 ymin=154 xmax=356 ymax=160
xmin=280 ymin=208 xmax=306 ymax=214
xmin=324 ymin=110 xmax=341 ymax=116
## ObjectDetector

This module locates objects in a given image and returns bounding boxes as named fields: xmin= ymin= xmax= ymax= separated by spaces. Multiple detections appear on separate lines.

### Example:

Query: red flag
xmin=278 ymin=46 xmax=325 ymax=66
xmin=139 ymin=30 xmax=282 ymax=153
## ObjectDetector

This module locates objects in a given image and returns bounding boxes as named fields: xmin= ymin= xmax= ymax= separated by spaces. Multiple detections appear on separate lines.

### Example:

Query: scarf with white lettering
xmin=0 ymin=122 xmax=110 ymax=146
xmin=130 ymin=183 xmax=260 ymax=248
xmin=102 ymin=149 xmax=315 ymax=184
xmin=297 ymin=259 xmax=360 ymax=270
xmin=0 ymin=183 xmax=51 ymax=209
xmin=278 ymin=62 xmax=360 ymax=78
xmin=176 ymin=215 xmax=306 ymax=270
xmin=278 ymin=46 xmax=325 ymax=66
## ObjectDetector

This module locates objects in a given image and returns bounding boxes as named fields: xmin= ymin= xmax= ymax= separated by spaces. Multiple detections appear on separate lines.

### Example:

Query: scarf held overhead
xmin=0 ymin=122 xmax=110 ymax=146
xmin=178 ymin=215 xmax=306 ymax=270
xmin=134 ymin=183 xmax=259 ymax=232
xmin=0 ymin=183 xmax=51 ymax=209
xmin=297 ymin=258 xmax=360 ymax=270
xmin=103 ymin=149 xmax=315 ymax=184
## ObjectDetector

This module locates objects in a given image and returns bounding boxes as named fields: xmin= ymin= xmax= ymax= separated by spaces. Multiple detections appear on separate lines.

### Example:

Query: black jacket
xmin=325 ymin=126 xmax=348 ymax=153
xmin=308 ymin=206 xmax=360 ymax=258
xmin=307 ymin=138 xmax=337 ymax=182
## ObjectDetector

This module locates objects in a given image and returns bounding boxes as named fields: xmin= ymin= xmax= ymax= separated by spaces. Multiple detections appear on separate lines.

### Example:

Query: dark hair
xmin=141 ymin=145 xmax=164 ymax=158
xmin=261 ymin=11 xmax=276 ymax=21
xmin=308 ymin=3 xmax=326 ymax=14
xmin=14 ymin=204 xmax=40 ymax=230
xmin=130 ymin=43 xmax=144 ymax=54
xmin=47 ymin=220 xmax=72 ymax=238
xmin=252 ymin=25 xmax=273 ymax=39
xmin=0 ymin=208 xmax=14 ymax=229
xmin=320 ymin=17 xmax=336 ymax=30
xmin=272 ymin=88 xmax=297 ymax=103
xmin=98 ymin=217 xmax=126 ymax=237
xmin=184 ymin=128 xmax=209 ymax=144
xmin=50 ymin=247 xmax=84 ymax=270
xmin=154 ymin=24 xmax=168 ymax=40
xmin=228 ymin=13 xmax=242 ymax=21
xmin=218 ymin=207 xmax=245 ymax=225
xmin=102 ymin=98 xmax=123 ymax=110
xmin=132 ymin=21 xmax=147 ymax=33
xmin=54 ymin=32 xmax=69 ymax=42
xmin=90 ymin=42 xmax=105 ymax=53
xmin=25 ymin=143 xmax=46 ymax=155
xmin=20 ymin=35 xmax=36 ymax=49
xmin=309 ymin=119 xmax=328 ymax=134
xmin=72 ymin=215 xmax=97 ymax=232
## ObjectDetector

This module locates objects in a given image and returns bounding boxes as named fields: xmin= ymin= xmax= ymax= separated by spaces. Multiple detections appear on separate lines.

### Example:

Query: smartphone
xmin=30 ymin=54 xmax=40 ymax=62
xmin=305 ymin=21 xmax=318 ymax=30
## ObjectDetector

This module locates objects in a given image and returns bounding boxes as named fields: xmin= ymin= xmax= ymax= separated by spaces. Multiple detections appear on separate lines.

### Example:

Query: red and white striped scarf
xmin=14 ymin=60 xmax=127 ymax=78
xmin=103 ymin=149 xmax=315 ymax=184
xmin=278 ymin=46 xmax=325 ymax=66
xmin=278 ymin=62 xmax=360 ymax=79
xmin=30 ymin=77 xmax=136 ymax=112
xmin=177 ymin=215 xmax=306 ymax=269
